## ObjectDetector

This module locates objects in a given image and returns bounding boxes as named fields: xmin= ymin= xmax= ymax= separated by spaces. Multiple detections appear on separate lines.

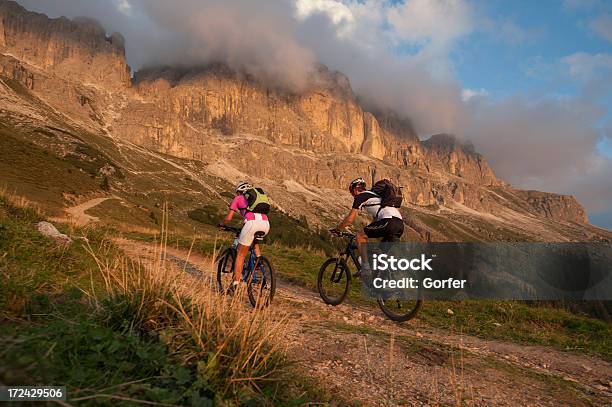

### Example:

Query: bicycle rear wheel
xmin=247 ymin=256 xmax=275 ymax=307
xmin=216 ymin=248 xmax=236 ymax=293
xmin=317 ymin=258 xmax=351 ymax=305
xmin=376 ymin=295 xmax=422 ymax=322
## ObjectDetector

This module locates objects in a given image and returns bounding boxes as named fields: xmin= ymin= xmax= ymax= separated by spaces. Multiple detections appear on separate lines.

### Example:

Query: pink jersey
xmin=229 ymin=195 xmax=269 ymax=221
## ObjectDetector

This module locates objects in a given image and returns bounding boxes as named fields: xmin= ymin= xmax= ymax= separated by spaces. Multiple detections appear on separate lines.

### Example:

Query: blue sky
xmin=454 ymin=0 xmax=611 ymax=156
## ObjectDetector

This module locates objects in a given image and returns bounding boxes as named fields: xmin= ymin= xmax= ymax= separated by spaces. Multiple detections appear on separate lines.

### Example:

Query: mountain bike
xmin=317 ymin=231 xmax=422 ymax=322
xmin=217 ymin=225 xmax=275 ymax=307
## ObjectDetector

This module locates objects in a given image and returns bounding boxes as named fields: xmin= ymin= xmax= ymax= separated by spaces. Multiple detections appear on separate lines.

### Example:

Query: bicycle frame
xmin=327 ymin=234 xmax=361 ymax=285
xmin=225 ymin=229 xmax=265 ymax=284
xmin=242 ymin=245 xmax=261 ymax=283
xmin=340 ymin=236 xmax=361 ymax=271
xmin=337 ymin=232 xmax=397 ymax=273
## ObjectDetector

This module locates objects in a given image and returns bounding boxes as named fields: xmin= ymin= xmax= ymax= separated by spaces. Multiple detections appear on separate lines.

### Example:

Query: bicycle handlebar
xmin=330 ymin=229 xmax=356 ymax=238
xmin=218 ymin=224 xmax=241 ymax=233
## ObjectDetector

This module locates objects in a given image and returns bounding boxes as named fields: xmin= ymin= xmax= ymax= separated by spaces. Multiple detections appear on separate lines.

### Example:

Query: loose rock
xmin=36 ymin=221 xmax=72 ymax=245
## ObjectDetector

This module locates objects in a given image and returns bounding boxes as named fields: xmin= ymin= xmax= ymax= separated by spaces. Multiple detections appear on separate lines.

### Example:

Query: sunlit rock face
xmin=0 ymin=0 xmax=591 ymax=226
xmin=0 ymin=1 xmax=130 ymax=89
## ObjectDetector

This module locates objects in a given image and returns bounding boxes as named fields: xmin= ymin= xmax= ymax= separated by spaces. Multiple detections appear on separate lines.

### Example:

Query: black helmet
xmin=349 ymin=177 xmax=366 ymax=193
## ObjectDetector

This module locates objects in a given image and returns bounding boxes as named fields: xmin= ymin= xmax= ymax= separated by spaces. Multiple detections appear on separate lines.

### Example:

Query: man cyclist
xmin=219 ymin=181 xmax=270 ymax=292
xmin=332 ymin=177 xmax=404 ymax=276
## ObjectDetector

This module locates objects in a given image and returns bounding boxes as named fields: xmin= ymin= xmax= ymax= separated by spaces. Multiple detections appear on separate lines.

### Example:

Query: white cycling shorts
xmin=238 ymin=215 xmax=270 ymax=246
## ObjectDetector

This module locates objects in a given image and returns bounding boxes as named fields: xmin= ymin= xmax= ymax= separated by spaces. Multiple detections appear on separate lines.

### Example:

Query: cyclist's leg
xmin=389 ymin=217 xmax=404 ymax=241
xmin=369 ymin=217 xmax=404 ymax=240
xmin=363 ymin=218 xmax=397 ymax=260
xmin=234 ymin=221 xmax=257 ymax=283
xmin=233 ymin=244 xmax=250 ymax=282
xmin=358 ymin=218 xmax=391 ymax=273
xmin=356 ymin=230 xmax=369 ymax=270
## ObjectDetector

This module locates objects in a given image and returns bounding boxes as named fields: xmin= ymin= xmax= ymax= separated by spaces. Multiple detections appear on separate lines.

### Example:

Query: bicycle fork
xmin=330 ymin=255 xmax=351 ymax=283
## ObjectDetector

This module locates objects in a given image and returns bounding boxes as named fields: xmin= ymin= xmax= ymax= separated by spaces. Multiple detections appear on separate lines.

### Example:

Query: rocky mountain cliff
xmin=1 ymin=0 xmax=605 ymax=242
xmin=0 ymin=1 xmax=129 ymax=89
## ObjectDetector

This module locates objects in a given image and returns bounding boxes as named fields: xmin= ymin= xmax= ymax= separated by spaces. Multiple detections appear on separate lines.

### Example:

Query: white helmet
xmin=235 ymin=180 xmax=252 ymax=194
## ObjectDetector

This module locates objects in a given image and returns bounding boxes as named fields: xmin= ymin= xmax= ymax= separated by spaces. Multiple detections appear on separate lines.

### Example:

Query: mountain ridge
xmin=1 ymin=0 xmax=607 ymax=242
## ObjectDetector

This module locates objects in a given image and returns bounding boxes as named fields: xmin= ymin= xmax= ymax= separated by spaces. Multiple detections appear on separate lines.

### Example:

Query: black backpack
xmin=371 ymin=179 xmax=403 ymax=208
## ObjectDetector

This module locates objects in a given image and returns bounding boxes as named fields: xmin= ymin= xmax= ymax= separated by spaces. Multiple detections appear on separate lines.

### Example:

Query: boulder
xmin=36 ymin=221 xmax=72 ymax=245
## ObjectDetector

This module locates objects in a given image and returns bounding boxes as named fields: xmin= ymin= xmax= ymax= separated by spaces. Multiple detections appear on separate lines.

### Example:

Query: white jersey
xmin=352 ymin=191 xmax=402 ymax=221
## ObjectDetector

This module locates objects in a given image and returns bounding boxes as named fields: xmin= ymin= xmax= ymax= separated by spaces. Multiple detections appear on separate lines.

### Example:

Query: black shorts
xmin=364 ymin=217 xmax=404 ymax=241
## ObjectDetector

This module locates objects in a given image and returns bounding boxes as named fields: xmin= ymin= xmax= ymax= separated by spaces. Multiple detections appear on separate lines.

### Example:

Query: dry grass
xmin=426 ymin=333 xmax=475 ymax=407
xmin=269 ymin=239 xmax=328 ymax=257
xmin=0 ymin=185 xmax=43 ymax=216
xmin=112 ymin=223 xmax=166 ymax=236
xmin=82 ymin=204 xmax=292 ymax=402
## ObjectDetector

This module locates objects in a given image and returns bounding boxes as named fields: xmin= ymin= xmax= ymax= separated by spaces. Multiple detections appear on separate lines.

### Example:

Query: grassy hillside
xmin=0 ymin=125 xmax=102 ymax=214
xmin=0 ymin=194 xmax=336 ymax=405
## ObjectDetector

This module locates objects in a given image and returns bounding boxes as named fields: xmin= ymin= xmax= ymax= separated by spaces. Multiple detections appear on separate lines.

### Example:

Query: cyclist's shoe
xmin=353 ymin=265 xmax=372 ymax=279
xmin=361 ymin=267 xmax=379 ymax=290
xmin=226 ymin=280 xmax=240 ymax=295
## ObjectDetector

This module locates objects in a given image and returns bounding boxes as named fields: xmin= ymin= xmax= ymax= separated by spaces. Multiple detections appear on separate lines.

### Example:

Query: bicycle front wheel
xmin=247 ymin=256 xmax=275 ymax=307
xmin=317 ymin=258 xmax=351 ymax=305
xmin=216 ymin=248 xmax=236 ymax=293
xmin=376 ymin=295 xmax=422 ymax=322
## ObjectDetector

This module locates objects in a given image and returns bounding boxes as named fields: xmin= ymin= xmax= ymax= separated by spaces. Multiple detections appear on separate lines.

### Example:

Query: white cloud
xmin=295 ymin=0 xmax=476 ymax=77
xmin=295 ymin=0 xmax=355 ymax=37
xmin=598 ymin=130 xmax=612 ymax=158
xmin=562 ymin=52 xmax=612 ymax=81
xmin=461 ymin=88 xmax=488 ymax=102
xmin=386 ymin=0 xmax=474 ymax=58
xmin=590 ymin=14 xmax=612 ymax=43
xmin=568 ymin=154 xmax=612 ymax=214
xmin=292 ymin=0 xmax=467 ymax=134
xmin=115 ymin=0 xmax=131 ymax=15
xmin=466 ymin=95 xmax=611 ymax=215
xmin=295 ymin=0 xmax=476 ymax=50
xmin=136 ymin=0 xmax=319 ymax=91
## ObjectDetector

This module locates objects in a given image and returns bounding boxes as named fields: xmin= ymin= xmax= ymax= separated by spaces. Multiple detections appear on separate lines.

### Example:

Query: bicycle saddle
xmin=254 ymin=231 xmax=266 ymax=240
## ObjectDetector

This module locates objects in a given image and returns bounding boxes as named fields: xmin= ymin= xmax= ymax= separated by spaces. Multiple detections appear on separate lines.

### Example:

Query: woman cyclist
xmin=219 ymin=181 xmax=270 ymax=292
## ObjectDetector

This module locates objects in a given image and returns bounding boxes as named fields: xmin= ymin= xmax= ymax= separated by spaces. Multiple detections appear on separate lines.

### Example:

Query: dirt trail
xmin=64 ymin=196 xmax=116 ymax=226
xmin=116 ymin=239 xmax=612 ymax=406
